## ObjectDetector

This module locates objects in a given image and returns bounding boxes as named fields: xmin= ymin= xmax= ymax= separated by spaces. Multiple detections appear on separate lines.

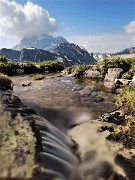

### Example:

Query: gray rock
xmin=104 ymin=81 xmax=116 ymax=93
xmin=105 ymin=68 xmax=123 ymax=82
xmin=79 ymin=85 xmax=99 ymax=96
xmin=22 ymin=81 xmax=31 ymax=86
xmin=85 ymin=70 xmax=102 ymax=80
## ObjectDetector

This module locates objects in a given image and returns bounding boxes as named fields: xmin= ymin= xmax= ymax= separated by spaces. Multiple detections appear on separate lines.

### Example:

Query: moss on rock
xmin=0 ymin=106 xmax=37 ymax=178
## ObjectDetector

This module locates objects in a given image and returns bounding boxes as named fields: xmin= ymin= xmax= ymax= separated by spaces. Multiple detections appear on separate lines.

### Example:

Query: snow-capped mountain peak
xmin=13 ymin=34 xmax=69 ymax=51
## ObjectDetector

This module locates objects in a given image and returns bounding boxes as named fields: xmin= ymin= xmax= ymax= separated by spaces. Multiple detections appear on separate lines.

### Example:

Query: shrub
xmin=122 ymin=71 xmax=133 ymax=80
xmin=0 ymin=56 xmax=8 ymax=64
xmin=21 ymin=61 xmax=41 ymax=74
xmin=0 ymin=58 xmax=19 ymax=76
xmin=63 ymin=65 xmax=86 ymax=76
xmin=116 ymin=87 xmax=135 ymax=114
xmin=0 ymin=73 xmax=12 ymax=90
xmin=39 ymin=60 xmax=64 ymax=72
xmin=63 ymin=64 xmax=100 ymax=77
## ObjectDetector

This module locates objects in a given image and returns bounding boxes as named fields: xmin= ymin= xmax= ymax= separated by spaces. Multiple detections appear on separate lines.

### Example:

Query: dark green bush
xmin=39 ymin=60 xmax=64 ymax=72
xmin=0 ymin=61 xmax=19 ymax=76
xmin=21 ymin=61 xmax=41 ymax=74
xmin=0 ymin=73 xmax=12 ymax=90
xmin=0 ymin=56 xmax=8 ymax=64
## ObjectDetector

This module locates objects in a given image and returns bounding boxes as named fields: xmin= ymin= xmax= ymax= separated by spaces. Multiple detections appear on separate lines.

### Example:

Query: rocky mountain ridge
xmin=13 ymin=34 xmax=68 ymax=51
xmin=93 ymin=47 xmax=135 ymax=61
xmin=0 ymin=43 xmax=96 ymax=66
xmin=53 ymin=43 xmax=96 ymax=66
xmin=112 ymin=47 xmax=135 ymax=55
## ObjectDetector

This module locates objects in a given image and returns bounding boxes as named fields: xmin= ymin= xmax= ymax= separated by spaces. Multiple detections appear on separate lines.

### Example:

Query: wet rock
xmin=115 ymin=154 xmax=135 ymax=180
xmin=98 ymin=126 xmax=114 ymax=132
xmin=95 ymin=96 xmax=104 ymax=102
xmin=98 ymin=111 xmax=126 ymax=125
xmin=21 ymin=80 xmax=31 ymax=86
xmin=79 ymin=85 xmax=99 ymax=96
xmin=1 ymin=91 xmax=21 ymax=104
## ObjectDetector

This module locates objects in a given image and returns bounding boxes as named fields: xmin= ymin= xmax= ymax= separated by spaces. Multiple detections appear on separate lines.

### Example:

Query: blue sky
xmin=0 ymin=0 xmax=135 ymax=52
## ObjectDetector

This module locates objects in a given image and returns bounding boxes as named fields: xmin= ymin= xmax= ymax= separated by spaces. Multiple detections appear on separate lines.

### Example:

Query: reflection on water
xmin=12 ymin=75 xmax=115 ymax=129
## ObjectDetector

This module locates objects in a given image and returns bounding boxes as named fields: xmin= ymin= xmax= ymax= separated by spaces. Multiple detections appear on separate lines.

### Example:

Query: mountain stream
xmin=11 ymin=74 xmax=133 ymax=179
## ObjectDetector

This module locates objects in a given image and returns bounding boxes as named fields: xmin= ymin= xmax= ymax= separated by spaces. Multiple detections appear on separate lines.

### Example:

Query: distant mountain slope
xmin=0 ymin=48 xmax=57 ymax=62
xmin=113 ymin=47 xmax=135 ymax=55
xmin=13 ymin=34 xmax=68 ymax=51
xmin=53 ymin=43 xmax=96 ymax=66
xmin=0 ymin=43 xmax=96 ymax=66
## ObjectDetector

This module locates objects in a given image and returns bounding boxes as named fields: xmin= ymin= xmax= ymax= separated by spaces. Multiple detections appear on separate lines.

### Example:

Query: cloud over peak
xmin=124 ymin=21 xmax=135 ymax=34
xmin=0 ymin=0 xmax=57 ymax=38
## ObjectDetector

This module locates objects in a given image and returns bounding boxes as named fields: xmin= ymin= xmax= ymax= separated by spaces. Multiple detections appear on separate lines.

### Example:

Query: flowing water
xmin=12 ymin=74 xmax=115 ymax=130
xmin=12 ymin=74 xmax=130 ymax=179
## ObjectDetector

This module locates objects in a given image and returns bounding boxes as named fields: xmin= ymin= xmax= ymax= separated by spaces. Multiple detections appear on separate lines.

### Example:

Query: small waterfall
xmin=35 ymin=118 xmax=79 ymax=179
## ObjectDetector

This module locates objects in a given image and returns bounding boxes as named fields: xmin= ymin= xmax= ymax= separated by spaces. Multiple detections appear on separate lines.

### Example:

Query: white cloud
xmin=67 ymin=21 xmax=135 ymax=53
xmin=124 ymin=21 xmax=135 ymax=34
xmin=0 ymin=34 xmax=20 ymax=49
xmin=0 ymin=0 xmax=57 ymax=38
xmin=124 ymin=21 xmax=135 ymax=44
xmin=67 ymin=32 xmax=134 ymax=53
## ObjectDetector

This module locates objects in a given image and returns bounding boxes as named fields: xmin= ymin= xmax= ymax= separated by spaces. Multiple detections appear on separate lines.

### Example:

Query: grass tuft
xmin=116 ymin=87 xmax=135 ymax=114
xmin=32 ymin=74 xmax=44 ymax=80
xmin=0 ymin=73 xmax=12 ymax=90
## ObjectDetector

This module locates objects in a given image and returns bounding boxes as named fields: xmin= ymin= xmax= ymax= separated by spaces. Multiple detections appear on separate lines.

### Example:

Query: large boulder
xmin=105 ymin=68 xmax=123 ymax=82
xmin=104 ymin=68 xmax=123 ymax=92
xmin=104 ymin=81 xmax=116 ymax=93
xmin=85 ymin=70 xmax=102 ymax=80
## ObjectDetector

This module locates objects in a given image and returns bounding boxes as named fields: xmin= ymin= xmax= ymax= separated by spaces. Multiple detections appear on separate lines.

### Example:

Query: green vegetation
xmin=116 ymin=87 xmax=135 ymax=114
xmin=21 ymin=61 xmax=40 ymax=74
xmin=0 ymin=56 xmax=8 ymax=64
xmin=32 ymin=74 xmax=44 ymax=80
xmin=121 ymin=71 xmax=133 ymax=80
xmin=0 ymin=56 xmax=64 ymax=75
xmin=110 ymin=115 xmax=135 ymax=149
xmin=39 ymin=60 xmax=64 ymax=72
xmin=0 ymin=73 xmax=12 ymax=90
xmin=0 ymin=56 xmax=19 ymax=75
xmin=64 ymin=65 xmax=87 ymax=76
xmin=0 ymin=55 xmax=134 ymax=79
xmin=99 ymin=57 xmax=134 ymax=77
xmin=63 ymin=64 xmax=98 ymax=77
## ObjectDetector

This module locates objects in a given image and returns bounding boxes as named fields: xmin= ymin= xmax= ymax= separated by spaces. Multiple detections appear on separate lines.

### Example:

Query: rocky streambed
xmin=12 ymin=74 xmax=115 ymax=129
xmin=0 ymin=73 xmax=134 ymax=179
